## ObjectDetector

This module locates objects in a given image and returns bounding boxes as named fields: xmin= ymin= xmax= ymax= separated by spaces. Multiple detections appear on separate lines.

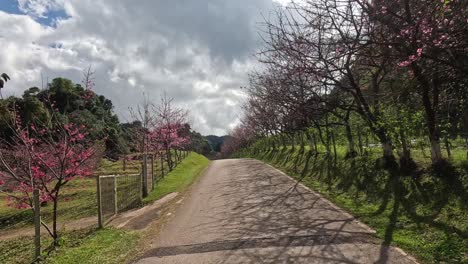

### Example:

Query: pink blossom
xmin=417 ymin=48 xmax=423 ymax=57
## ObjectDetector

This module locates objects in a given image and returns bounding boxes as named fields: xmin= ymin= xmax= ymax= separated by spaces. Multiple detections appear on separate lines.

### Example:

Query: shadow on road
xmin=139 ymin=159 xmax=417 ymax=263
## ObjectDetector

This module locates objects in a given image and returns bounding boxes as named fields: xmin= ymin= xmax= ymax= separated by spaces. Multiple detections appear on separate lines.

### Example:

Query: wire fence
xmin=96 ymin=151 xmax=189 ymax=226
xmin=97 ymin=174 xmax=142 ymax=225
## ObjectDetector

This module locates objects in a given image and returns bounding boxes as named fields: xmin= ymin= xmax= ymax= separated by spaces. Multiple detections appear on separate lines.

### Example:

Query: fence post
xmin=160 ymin=154 xmax=164 ymax=178
xmin=139 ymin=171 xmax=143 ymax=202
xmin=114 ymin=176 xmax=118 ymax=215
xmin=151 ymin=155 xmax=155 ymax=190
xmin=33 ymin=189 xmax=41 ymax=260
xmin=96 ymin=176 xmax=103 ymax=228
xmin=141 ymin=154 xmax=148 ymax=198
xmin=122 ymin=155 xmax=126 ymax=171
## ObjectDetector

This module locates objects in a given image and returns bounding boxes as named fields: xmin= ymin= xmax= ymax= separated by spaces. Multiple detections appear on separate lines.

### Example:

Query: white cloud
xmin=0 ymin=1 xmax=276 ymax=135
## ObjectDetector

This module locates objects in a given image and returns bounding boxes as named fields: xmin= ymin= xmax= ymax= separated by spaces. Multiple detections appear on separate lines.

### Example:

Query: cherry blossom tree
xmin=242 ymin=0 xmax=467 ymax=165
xmin=152 ymin=94 xmax=190 ymax=170
xmin=130 ymin=95 xmax=157 ymax=154
xmin=358 ymin=0 xmax=468 ymax=163
xmin=221 ymin=118 xmax=257 ymax=157
xmin=0 ymin=108 xmax=101 ymax=245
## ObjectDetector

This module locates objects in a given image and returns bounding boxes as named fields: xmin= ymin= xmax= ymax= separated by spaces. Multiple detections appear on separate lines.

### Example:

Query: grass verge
xmin=0 ymin=228 xmax=139 ymax=264
xmin=239 ymin=147 xmax=467 ymax=264
xmin=143 ymin=152 xmax=210 ymax=204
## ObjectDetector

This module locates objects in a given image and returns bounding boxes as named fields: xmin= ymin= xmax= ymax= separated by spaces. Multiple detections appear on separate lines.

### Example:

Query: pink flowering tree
xmin=152 ymin=94 xmax=190 ymax=170
xmin=150 ymin=123 xmax=191 ymax=167
xmin=221 ymin=119 xmax=257 ymax=157
xmin=359 ymin=0 xmax=468 ymax=163
xmin=0 ymin=110 xmax=100 ymax=245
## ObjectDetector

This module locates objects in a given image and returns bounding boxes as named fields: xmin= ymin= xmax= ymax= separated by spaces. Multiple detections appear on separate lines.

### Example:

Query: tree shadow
xmin=140 ymin=159 xmax=416 ymax=263
xmin=256 ymin=149 xmax=468 ymax=263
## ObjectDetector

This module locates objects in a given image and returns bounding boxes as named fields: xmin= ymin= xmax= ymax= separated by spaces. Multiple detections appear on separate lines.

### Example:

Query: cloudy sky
xmin=0 ymin=0 xmax=287 ymax=135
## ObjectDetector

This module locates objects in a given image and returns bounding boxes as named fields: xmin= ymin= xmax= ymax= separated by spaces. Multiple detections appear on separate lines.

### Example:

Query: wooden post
xmin=96 ymin=176 xmax=103 ymax=228
xmin=122 ymin=155 xmax=126 ymax=171
xmin=160 ymin=154 xmax=164 ymax=178
xmin=141 ymin=154 xmax=148 ymax=198
xmin=151 ymin=155 xmax=155 ymax=190
xmin=33 ymin=189 xmax=41 ymax=260
xmin=114 ymin=176 xmax=118 ymax=214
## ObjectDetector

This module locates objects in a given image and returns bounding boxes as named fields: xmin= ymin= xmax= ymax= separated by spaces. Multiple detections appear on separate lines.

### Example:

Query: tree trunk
xmin=307 ymin=132 xmax=314 ymax=153
xmin=280 ymin=134 xmax=286 ymax=149
xmin=299 ymin=133 xmax=305 ymax=153
xmin=344 ymin=110 xmax=356 ymax=158
xmin=413 ymin=64 xmax=443 ymax=163
xmin=444 ymin=137 xmax=451 ymax=158
xmin=52 ymin=196 xmax=59 ymax=246
xmin=166 ymin=148 xmax=173 ymax=171
xmin=374 ymin=126 xmax=395 ymax=160
xmin=430 ymin=138 xmax=443 ymax=162
xmin=345 ymin=123 xmax=357 ymax=158
xmin=324 ymin=116 xmax=331 ymax=156
xmin=382 ymin=141 xmax=394 ymax=159
xmin=357 ymin=127 xmax=363 ymax=155
xmin=290 ymin=134 xmax=295 ymax=150
xmin=400 ymin=129 xmax=411 ymax=161
xmin=313 ymin=132 xmax=318 ymax=153
xmin=331 ymin=131 xmax=337 ymax=161
xmin=465 ymin=138 xmax=468 ymax=159
xmin=365 ymin=133 xmax=369 ymax=151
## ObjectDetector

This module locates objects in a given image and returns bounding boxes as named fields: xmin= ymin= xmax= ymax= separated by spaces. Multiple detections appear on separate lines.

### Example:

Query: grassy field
xmin=0 ymin=159 xmax=141 ymax=231
xmin=238 ymin=146 xmax=468 ymax=264
xmin=0 ymin=178 xmax=96 ymax=231
xmin=0 ymin=152 xmax=210 ymax=264
xmin=0 ymin=157 xmax=167 ymax=231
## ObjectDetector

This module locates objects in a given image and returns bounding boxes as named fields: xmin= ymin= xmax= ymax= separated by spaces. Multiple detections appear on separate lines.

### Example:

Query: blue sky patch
xmin=0 ymin=0 xmax=69 ymax=27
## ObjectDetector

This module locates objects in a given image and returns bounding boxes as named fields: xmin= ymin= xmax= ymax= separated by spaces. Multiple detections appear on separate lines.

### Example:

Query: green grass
xmin=0 ymin=228 xmax=139 ymax=264
xmin=96 ymin=159 xmax=141 ymax=175
xmin=0 ymin=155 xmax=173 ymax=230
xmin=48 ymin=228 xmax=140 ymax=264
xmin=0 ymin=178 xmax=96 ymax=230
xmin=0 ymin=152 xmax=197 ymax=231
xmin=0 ymin=157 xmax=140 ymax=230
xmin=1 ymin=151 xmax=210 ymax=263
xmin=143 ymin=152 xmax=210 ymax=204
xmin=239 ymin=146 xmax=468 ymax=264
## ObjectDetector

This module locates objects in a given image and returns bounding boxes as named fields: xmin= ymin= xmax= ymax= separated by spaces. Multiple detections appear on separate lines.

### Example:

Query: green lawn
xmin=239 ymin=146 xmax=468 ymax=264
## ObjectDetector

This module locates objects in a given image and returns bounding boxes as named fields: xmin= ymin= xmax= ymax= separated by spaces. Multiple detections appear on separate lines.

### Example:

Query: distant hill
xmin=205 ymin=135 xmax=231 ymax=152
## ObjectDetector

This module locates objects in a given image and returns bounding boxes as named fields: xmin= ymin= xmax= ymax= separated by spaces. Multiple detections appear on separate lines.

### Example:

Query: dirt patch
xmin=109 ymin=193 xmax=179 ymax=230
xmin=0 ymin=216 xmax=97 ymax=240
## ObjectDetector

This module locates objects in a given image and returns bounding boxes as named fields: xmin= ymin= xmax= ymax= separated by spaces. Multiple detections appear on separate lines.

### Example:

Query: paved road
xmin=136 ymin=159 xmax=417 ymax=264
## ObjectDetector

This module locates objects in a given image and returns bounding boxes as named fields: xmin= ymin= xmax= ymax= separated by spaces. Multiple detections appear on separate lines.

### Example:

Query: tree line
xmin=223 ymin=0 xmax=468 ymax=167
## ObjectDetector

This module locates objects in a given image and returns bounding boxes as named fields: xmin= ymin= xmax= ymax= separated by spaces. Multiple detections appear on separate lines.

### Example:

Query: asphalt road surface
xmin=136 ymin=159 xmax=417 ymax=264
